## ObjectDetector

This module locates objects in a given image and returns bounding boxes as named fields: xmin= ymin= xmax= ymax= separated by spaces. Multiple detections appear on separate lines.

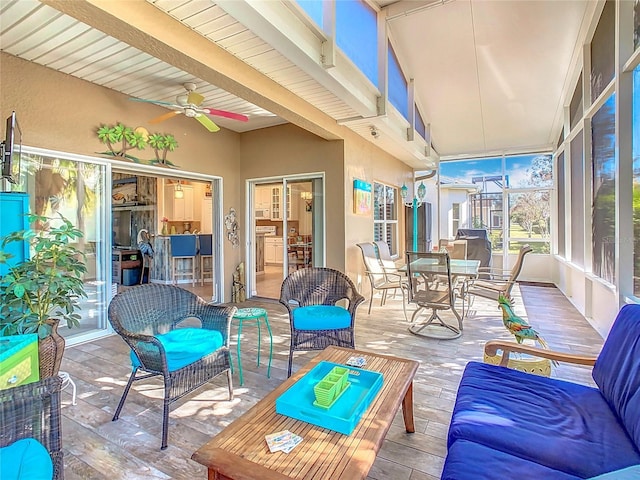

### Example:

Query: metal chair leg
xmin=112 ymin=368 xmax=138 ymax=421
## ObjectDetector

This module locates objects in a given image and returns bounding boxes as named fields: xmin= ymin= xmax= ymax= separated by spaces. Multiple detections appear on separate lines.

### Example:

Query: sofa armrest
xmin=484 ymin=340 xmax=598 ymax=367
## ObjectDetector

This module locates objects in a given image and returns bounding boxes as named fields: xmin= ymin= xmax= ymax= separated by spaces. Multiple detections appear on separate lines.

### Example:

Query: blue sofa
xmin=442 ymin=304 xmax=640 ymax=480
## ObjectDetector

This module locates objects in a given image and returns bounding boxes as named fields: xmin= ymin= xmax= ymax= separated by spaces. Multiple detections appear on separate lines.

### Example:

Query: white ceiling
xmin=0 ymin=0 xmax=595 ymax=164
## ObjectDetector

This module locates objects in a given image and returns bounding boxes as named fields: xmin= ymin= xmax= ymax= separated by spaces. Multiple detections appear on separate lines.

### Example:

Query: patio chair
xmin=107 ymin=284 xmax=236 ymax=450
xmin=357 ymin=242 xmax=409 ymax=320
xmin=374 ymin=240 xmax=404 ymax=272
xmin=279 ymin=267 xmax=365 ymax=377
xmin=406 ymin=251 xmax=462 ymax=339
xmin=0 ymin=376 xmax=63 ymax=480
xmin=467 ymin=244 xmax=533 ymax=301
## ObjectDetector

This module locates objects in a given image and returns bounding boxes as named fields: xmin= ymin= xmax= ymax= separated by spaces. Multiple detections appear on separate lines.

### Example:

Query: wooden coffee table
xmin=192 ymin=346 xmax=419 ymax=480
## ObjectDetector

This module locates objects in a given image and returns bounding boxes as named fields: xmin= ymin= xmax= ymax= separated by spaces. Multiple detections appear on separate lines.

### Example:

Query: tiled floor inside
xmin=59 ymin=282 xmax=604 ymax=479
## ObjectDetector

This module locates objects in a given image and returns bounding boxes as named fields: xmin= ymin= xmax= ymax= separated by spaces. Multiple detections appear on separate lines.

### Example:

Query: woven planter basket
xmin=38 ymin=319 xmax=66 ymax=379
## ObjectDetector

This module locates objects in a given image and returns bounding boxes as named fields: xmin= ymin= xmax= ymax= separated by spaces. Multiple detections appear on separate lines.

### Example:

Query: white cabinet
xmin=264 ymin=237 xmax=283 ymax=265
xmin=164 ymin=184 xmax=194 ymax=221
xmin=270 ymin=186 xmax=294 ymax=220
xmin=255 ymin=186 xmax=271 ymax=210
xmin=201 ymin=197 xmax=212 ymax=233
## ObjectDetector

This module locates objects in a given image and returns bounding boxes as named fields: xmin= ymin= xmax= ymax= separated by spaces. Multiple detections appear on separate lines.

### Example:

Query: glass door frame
xmin=246 ymin=172 xmax=325 ymax=298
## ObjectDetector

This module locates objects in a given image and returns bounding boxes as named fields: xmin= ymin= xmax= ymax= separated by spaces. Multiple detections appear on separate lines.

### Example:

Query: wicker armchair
xmin=0 ymin=376 xmax=63 ymax=479
xmin=279 ymin=267 xmax=365 ymax=377
xmin=108 ymin=284 xmax=236 ymax=450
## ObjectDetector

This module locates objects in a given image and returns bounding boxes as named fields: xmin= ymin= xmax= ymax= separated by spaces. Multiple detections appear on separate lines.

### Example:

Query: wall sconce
xmin=301 ymin=191 xmax=313 ymax=211
xmin=174 ymin=180 xmax=184 ymax=199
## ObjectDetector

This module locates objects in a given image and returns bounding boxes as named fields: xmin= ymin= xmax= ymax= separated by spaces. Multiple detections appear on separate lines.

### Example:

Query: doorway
xmin=249 ymin=174 xmax=324 ymax=299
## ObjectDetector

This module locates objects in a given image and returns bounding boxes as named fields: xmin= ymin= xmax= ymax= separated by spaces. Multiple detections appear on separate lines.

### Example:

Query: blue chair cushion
xmin=292 ymin=305 xmax=351 ymax=330
xmin=442 ymin=439 xmax=582 ymax=480
xmin=0 ymin=438 xmax=53 ymax=480
xmin=131 ymin=328 xmax=223 ymax=372
xmin=447 ymin=361 xmax=640 ymax=478
xmin=592 ymin=304 xmax=640 ymax=448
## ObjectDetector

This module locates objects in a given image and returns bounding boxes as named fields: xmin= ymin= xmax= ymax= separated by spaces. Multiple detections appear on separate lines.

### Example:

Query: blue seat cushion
xmin=588 ymin=465 xmax=640 ymax=479
xmin=0 ymin=438 xmax=53 ymax=480
xmin=447 ymin=362 xmax=640 ymax=478
xmin=131 ymin=328 xmax=223 ymax=372
xmin=292 ymin=305 xmax=351 ymax=330
xmin=442 ymin=439 xmax=581 ymax=480
xmin=592 ymin=304 xmax=640 ymax=448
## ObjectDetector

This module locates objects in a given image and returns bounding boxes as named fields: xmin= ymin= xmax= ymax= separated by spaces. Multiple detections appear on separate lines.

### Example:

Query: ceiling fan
xmin=129 ymin=82 xmax=249 ymax=132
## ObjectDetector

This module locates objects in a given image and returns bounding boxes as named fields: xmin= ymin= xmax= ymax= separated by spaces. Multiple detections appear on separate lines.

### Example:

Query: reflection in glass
xmin=21 ymin=151 xmax=108 ymax=342
xmin=592 ymin=94 xmax=616 ymax=284
xmin=571 ymin=131 xmax=584 ymax=266
xmin=557 ymin=152 xmax=566 ymax=257
xmin=633 ymin=66 xmax=640 ymax=295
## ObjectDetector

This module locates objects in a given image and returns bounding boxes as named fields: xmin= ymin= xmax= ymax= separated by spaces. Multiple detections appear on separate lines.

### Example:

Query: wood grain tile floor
xmin=59 ymin=283 xmax=604 ymax=479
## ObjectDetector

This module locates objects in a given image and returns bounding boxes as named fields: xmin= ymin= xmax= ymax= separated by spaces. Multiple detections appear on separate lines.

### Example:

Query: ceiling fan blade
xmin=187 ymin=91 xmax=205 ymax=106
xmin=130 ymin=97 xmax=181 ymax=108
xmin=195 ymin=114 xmax=220 ymax=132
xmin=201 ymin=108 xmax=249 ymax=122
xmin=149 ymin=111 xmax=181 ymax=124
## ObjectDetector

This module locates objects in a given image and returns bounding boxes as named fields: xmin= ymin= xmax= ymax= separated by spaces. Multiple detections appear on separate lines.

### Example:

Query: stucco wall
xmin=1 ymin=52 xmax=243 ymax=299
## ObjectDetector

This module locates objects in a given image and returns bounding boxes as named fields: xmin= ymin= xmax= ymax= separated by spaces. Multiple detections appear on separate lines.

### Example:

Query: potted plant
xmin=0 ymin=213 xmax=87 ymax=378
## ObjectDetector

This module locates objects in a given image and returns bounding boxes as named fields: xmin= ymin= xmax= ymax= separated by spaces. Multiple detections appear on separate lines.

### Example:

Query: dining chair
xmin=108 ymin=284 xmax=236 ymax=449
xmin=279 ymin=267 xmax=365 ymax=377
xmin=373 ymin=240 xmax=404 ymax=272
xmin=467 ymin=244 xmax=533 ymax=301
xmin=198 ymin=234 xmax=213 ymax=285
xmin=357 ymin=242 xmax=409 ymax=320
xmin=406 ymin=251 xmax=462 ymax=339
xmin=169 ymin=234 xmax=197 ymax=286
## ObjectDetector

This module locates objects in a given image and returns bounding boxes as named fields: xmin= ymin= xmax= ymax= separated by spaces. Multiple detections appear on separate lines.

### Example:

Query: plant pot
xmin=38 ymin=319 xmax=65 ymax=379
xmin=484 ymin=350 xmax=551 ymax=377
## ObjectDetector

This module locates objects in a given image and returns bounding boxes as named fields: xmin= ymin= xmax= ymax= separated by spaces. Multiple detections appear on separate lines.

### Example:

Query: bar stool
xmin=198 ymin=234 xmax=213 ymax=286
xmin=231 ymin=307 xmax=273 ymax=386
xmin=169 ymin=235 xmax=197 ymax=286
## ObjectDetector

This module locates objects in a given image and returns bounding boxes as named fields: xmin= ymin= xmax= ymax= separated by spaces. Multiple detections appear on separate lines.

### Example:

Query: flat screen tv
xmin=1 ymin=111 xmax=22 ymax=184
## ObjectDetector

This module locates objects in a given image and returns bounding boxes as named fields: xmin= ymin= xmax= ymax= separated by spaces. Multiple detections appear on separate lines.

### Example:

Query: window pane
xmin=634 ymin=0 xmax=640 ymax=50
xmin=571 ymin=131 xmax=584 ymax=266
xmin=373 ymin=183 xmax=384 ymax=220
xmin=388 ymin=43 xmax=408 ymax=119
xmin=592 ymin=94 xmax=616 ymax=284
xmin=336 ymin=0 xmax=378 ymax=86
xmin=373 ymin=182 xmax=398 ymax=255
xmin=296 ymin=0 xmax=323 ymax=26
xmin=590 ymin=0 xmax=615 ymax=103
xmin=633 ymin=65 xmax=640 ymax=295
xmin=504 ymin=154 xmax=553 ymax=188
xmin=440 ymin=157 xmax=502 ymax=187
xmin=557 ymin=152 xmax=566 ymax=257
xmin=415 ymin=106 xmax=426 ymax=140
xmin=570 ymin=73 xmax=583 ymax=131
xmin=509 ymin=240 xmax=550 ymax=255
xmin=385 ymin=185 xmax=397 ymax=220
xmin=469 ymin=192 xmax=503 ymax=253
xmin=508 ymin=192 xmax=551 ymax=245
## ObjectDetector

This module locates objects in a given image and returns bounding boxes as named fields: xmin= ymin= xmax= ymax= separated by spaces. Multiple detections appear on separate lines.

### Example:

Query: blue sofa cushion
xmin=0 ymin=438 xmax=53 ymax=480
xmin=592 ymin=304 xmax=640 ymax=448
xmin=448 ymin=361 xmax=640 ymax=478
xmin=442 ymin=439 xmax=582 ymax=480
xmin=130 ymin=328 xmax=223 ymax=372
xmin=292 ymin=305 xmax=351 ymax=330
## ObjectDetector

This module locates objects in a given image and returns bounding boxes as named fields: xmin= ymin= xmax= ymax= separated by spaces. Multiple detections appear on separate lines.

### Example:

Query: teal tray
xmin=275 ymin=361 xmax=384 ymax=435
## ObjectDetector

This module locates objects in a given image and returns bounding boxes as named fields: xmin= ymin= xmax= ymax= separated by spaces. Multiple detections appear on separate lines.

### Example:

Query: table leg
xmin=236 ymin=320 xmax=244 ymax=386
xmin=257 ymin=318 xmax=262 ymax=367
xmin=401 ymin=382 xmax=415 ymax=433
xmin=263 ymin=314 xmax=273 ymax=379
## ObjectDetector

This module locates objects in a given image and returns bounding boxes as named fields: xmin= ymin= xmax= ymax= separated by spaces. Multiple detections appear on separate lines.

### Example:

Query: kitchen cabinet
xmin=201 ymin=197 xmax=213 ymax=233
xmin=270 ymin=186 xmax=295 ymax=220
xmin=164 ymin=184 xmax=194 ymax=221
xmin=255 ymin=186 xmax=271 ymax=210
xmin=264 ymin=237 xmax=284 ymax=265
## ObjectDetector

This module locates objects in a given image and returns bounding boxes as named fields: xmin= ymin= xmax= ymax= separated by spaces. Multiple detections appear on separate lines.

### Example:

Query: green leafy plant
xmin=148 ymin=133 xmax=179 ymax=167
xmin=0 ymin=214 xmax=88 ymax=338
xmin=97 ymin=123 xmax=147 ymax=161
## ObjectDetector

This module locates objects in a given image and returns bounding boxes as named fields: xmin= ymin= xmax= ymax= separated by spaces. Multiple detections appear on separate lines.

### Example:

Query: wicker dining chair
xmin=279 ymin=267 xmax=365 ymax=377
xmin=108 ymin=284 xmax=236 ymax=450
xmin=0 ymin=376 xmax=63 ymax=479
